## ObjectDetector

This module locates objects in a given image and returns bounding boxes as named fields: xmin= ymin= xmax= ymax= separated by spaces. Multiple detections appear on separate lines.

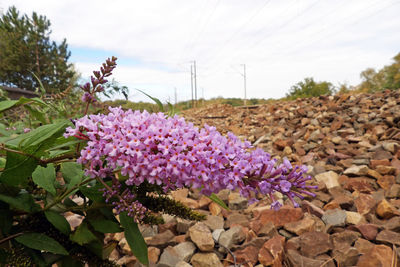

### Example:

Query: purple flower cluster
xmin=65 ymin=107 xmax=316 ymax=210
xmin=80 ymin=56 xmax=117 ymax=103
xmin=100 ymin=180 xmax=146 ymax=223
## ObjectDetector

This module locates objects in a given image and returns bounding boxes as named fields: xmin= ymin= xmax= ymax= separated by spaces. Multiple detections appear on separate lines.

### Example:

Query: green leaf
xmin=120 ymin=212 xmax=148 ymax=265
xmin=58 ymin=256 xmax=84 ymax=267
xmin=0 ymin=123 xmax=11 ymax=136
xmin=32 ymin=164 xmax=56 ymax=195
xmin=61 ymin=162 xmax=84 ymax=190
xmin=0 ymin=151 xmax=38 ymax=187
xmin=79 ymin=182 xmax=110 ymax=202
xmin=15 ymin=233 xmax=68 ymax=255
xmin=69 ymin=221 xmax=98 ymax=245
xmin=0 ymin=193 xmax=40 ymax=212
xmin=25 ymin=105 xmax=48 ymax=124
xmin=19 ymin=120 xmax=69 ymax=149
xmin=89 ymin=218 xmax=122 ymax=233
xmin=0 ymin=97 xmax=47 ymax=113
xmin=207 ymin=193 xmax=229 ymax=210
xmin=136 ymin=89 xmax=164 ymax=112
xmin=0 ymin=100 xmax=18 ymax=112
xmin=0 ymin=208 xmax=13 ymax=235
xmin=46 ymin=137 xmax=83 ymax=152
xmin=45 ymin=210 xmax=71 ymax=235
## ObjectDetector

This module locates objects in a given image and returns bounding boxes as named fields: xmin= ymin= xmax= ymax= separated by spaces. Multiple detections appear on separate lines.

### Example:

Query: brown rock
xmin=188 ymin=222 xmax=214 ymax=252
xmin=331 ymin=231 xmax=359 ymax=250
xmin=344 ymin=165 xmax=370 ymax=176
xmin=176 ymin=196 xmax=199 ymax=209
xmin=203 ymin=215 xmax=224 ymax=231
xmin=367 ymin=169 xmax=383 ymax=179
xmin=148 ymin=247 xmax=160 ymax=264
xmin=171 ymin=188 xmax=189 ymax=199
xmin=258 ymin=221 xmax=278 ymax=238
xmin=286 ymin=249 xmax=329 ymax=267
xmin=332 ymin=247 xmax=359 ymax=267
xmin=191 ymin=253 xmax=223 ymax=267
xmin=345 ymin=211 xmax=366 ymax=225
xmin=343 ymin=178 xmax=375 ymax=193
xmin=376 ymin=199 xmax=399 ymax=219
xmin=372 ymin=150 xmax=392 ymax=161
xmin=382 ymin=216 xmax=400 ymax=231
xmin=226 ymin=245 xmax=259 ymax=267
xmin=354 ymin=194 xmax=376 ymax=215
xmin=116 ymin=255 xmax=137 ymax=266
xmin=258 ymin=235 xmax=285 ymax=267
xmin=356 ymin=245 xmax=393 ymax=267
xmin=145 ymin=230 xmax=176 ymax=248
xmin=377 ymin=175 xmax=395 ymax=190
xmin=208 ymin=202 xmax=222 ymax=216
xmin=376 ymin=229 xmax=400 ymax=246
xmin=314 ymin=171 xmax=340 ymax=189
xmin=283 ymin=216 xmax=315 ymax=235
xmin=257 ymin=206 xmax=303 ymax=227
xmin=370 ymin=159 xmax=391 ymax=169
xmin=375 ymin=165 xmax=396 ymax=175
xmin=301 ymin=200 xmax=325 ymax=218
xmin=224 ymin=212 xmax=249 ymax=228
xmin=354 ymin=238 xmax=375 ymax=254
xmin=324 ymin=200 xmax=340 ymax=210
xmin=387 ymin=184 xmax=400 ymax=198
xmin=299 ymin=231 xmax=332 ymax=257
xmin=355 ymin=224 xmax=379 ymax=240
xmin=198 ymin=195 xmax=212 ymax=208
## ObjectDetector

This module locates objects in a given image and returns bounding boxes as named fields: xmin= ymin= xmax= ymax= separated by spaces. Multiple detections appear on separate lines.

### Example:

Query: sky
xmin=1 ymin=0 xmax=400 ymax=103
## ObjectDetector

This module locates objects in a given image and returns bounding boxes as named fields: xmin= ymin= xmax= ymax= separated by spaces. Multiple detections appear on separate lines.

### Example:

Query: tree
xmin=0 ymin=6 xmax=76 ymax=92
xmin=286 ymin=77 xmax=335 ymax=100
xmin=359 ymin=52 xmax=400 ymax=92
xmin=359 ymin=68 xmax=384 ymax=92
xmin=382 ymin=52 xmax=400 ymax=90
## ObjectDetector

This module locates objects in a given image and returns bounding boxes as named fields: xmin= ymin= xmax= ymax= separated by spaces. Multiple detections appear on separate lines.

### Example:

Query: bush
xmin=286 ymin=77 xmax=336 ymax=100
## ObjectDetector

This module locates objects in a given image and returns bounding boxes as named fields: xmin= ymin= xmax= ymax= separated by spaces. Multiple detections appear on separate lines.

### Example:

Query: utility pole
xmin=190 ymin=65 xmax=194 ymax=108
xmin=174 ymin=87 xmax=177 ymax=105
xmin=201 ymin=87 xmax=204 ymax=106
xmin=193 ymin=60 xmax=197 ymax=107
xmin=241 ymin=64 xmax=247 ymax=106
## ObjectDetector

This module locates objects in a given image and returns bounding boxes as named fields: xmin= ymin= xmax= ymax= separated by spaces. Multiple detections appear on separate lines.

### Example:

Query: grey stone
xmin=322 ymin=209 xmax=347 ymax=227
xmin=228 ymin=192 xmax=248 ymax=210
xmin=174 ymin=242 xmax=196 ymax=262
xmin=218 ymin=226 xmax=246 ymax=252
xmin=158 ymin=246 xmax=181 ymax=267
xmin=212 ymin=229 xmax=225 ymax=242
xmin=177 ymin=218 xmax=195 ymax=234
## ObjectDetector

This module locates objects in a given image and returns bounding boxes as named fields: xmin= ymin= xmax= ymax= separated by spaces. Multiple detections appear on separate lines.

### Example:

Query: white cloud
xmin=1 ymin=0 xmax=399 ymax=101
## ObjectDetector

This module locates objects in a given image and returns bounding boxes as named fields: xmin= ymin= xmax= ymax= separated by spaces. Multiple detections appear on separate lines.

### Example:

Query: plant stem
xmin=0 ymin=145 xmax=76 ymax=166
xmin=0 ymin=232 xmax=24 ymax=245
xmin=0 ymin=145 xmax=41 ymax=162
xmin=42 ymin=177 xmax=96 ymax=212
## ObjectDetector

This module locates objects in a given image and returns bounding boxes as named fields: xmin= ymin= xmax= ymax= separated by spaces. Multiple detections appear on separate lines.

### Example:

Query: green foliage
xmin=286 ymin=77 xmax=336 ymax=100
xmin=0 ymin=6 xmax=76 ymax=92
xmin=15 ymin=232 xmax=69 ymax=255
xmin=359 ymin=52 xmax=400 ymax=92
xmin=101 ymin=78 xmax=129 ymax=100
xmin=119 ymin=212 xmax=148 ymax=265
